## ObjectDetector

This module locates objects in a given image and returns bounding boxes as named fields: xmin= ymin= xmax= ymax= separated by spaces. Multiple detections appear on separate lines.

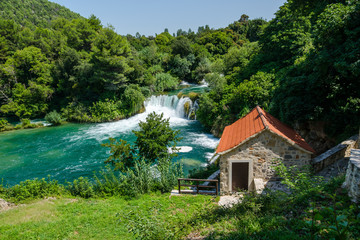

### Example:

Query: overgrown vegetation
xmin=1 ymin=0 xmax=357 ymax=140
xmin=45 ymin=110 xmax=63 ymax=125
xmin=1 ymin=0 xmax=359 ymax=238
xmin=1 ymin=163 xmax=359 ymax=239
xmin=0 ymin=118 xmax=44 ymax=132
xmin=0 ymin=177 xmax=65 ymax=203
xmin=197 ymin=0 xmax=360 ymax=140
xmin=0 ymin=0 xmax=81 ymax=28
xmin=184 ymin=165 xmax=360 ymax=239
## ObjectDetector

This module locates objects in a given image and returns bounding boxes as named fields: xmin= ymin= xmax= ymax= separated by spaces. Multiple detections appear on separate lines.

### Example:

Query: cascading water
xmin=0 ymin=86 xmax=218 ymax=186
xmin=145 ymin=95 xmax=198 ymax=119
xmin=175 ymin=97 xmax=191 ymax=118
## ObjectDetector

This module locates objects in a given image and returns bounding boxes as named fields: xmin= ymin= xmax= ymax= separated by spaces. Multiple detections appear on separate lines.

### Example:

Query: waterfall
xmin=145 ymin=95 xmax=198 ymax=119
xmin=145 ymin=95 xmax=179 ymax=109
xmin=176 ymin=97 xmax=192 ymax=118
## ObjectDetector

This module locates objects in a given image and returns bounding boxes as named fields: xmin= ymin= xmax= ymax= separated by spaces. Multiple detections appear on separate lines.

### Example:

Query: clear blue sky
xmin=50 ymin=0 xmax=287 ymax=36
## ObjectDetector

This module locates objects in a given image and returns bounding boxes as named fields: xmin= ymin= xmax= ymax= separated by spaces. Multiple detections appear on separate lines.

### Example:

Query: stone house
xmin=216 ymin=106 xmax=315 ymax=194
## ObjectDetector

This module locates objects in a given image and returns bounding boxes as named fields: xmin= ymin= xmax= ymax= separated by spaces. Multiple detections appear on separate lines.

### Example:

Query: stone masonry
xmin=219 ymin=129 xmax=312 ymax=194
xmin=312 ymin=135 xmax=358 ymax=173
xmin=343 ymin=149 xmax=360 ymax=203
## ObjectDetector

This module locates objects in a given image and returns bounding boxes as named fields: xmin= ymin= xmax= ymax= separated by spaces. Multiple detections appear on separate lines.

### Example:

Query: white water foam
xmin=65 ymin=95 xmax=194 ymax=142
xmin=180 ymin=81 xmax=193 ymax=86
xmin=187 ymin=132 xmax=220 ymax=149
xmin=168 ymin=146 xmax=193 ymax=153
xmin=199 ymin=79 xmax=209 ymax=87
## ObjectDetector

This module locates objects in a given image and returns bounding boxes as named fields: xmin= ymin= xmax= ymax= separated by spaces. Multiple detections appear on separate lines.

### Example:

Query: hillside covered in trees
xmin=0 ymin=0 xmax=359 ymax=145
xmin=0 ymin=0 xmax=81 ymax=28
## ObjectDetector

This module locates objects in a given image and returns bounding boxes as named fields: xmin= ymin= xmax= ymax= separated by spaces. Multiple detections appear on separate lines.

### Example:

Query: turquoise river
xmin=0 ymin=85 xmax=219 ymax=186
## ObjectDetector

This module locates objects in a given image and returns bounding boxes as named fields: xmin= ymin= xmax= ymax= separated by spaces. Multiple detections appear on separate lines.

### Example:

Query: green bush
xmin=61 ymin=103 xmax=92 ymax=123
xmin=0 ymin=118 xmax=11 ymax=132
xmin=155 ymin=72 xmax=179 ymax=92
xmin=45 ymin=110 xmax=63 ymax=125
xmin=20 ymin=118 xmax=31 ymax=127
xmin=123 ymin=159 xmax=154 ymax=196
xmin=93 ymin=159 xmax=182 ymax=198
xmin=90 ymin=99 xmax=123 ymax=122
xmin=4 ymin=178 xmax=64 ymax=202
xmin=61 ymin=98 xmax=144 ymax=123
xmin=154 ymin=158 xmax=183 ymax=193
xmin=122 ymin=85 xmax=145 ymax=115
xmin=67 ymin=177 xmax=95 ymax=198
xmin=93 ymin=166 xmax=126 ymax=197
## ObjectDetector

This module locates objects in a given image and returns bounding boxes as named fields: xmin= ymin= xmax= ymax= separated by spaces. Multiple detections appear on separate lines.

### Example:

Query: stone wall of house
xmin=312 ymin=135 xmax=358 ymax=173
xmin=343 ymin=149 xmax=360 ymax=203
xmin=219 ymin=129 xmax=312 ymax=194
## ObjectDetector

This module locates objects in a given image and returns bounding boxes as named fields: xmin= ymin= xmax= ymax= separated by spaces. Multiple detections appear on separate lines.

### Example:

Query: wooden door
xmin=232 ymin=162 xmax=249 ymax=191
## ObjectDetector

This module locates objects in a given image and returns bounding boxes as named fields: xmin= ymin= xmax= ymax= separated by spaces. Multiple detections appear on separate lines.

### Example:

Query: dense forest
xmin=1 ymin=1 xmax=360 ymax=239
xmin=0 ymin=0 xmax=359 ymax=144
xmin=0 ymin=0 xmax=82 ymax=28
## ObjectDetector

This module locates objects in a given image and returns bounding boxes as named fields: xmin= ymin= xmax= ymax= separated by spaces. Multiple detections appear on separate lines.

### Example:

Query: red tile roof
xmin=216 ymin=106 xmax=315 ymax=154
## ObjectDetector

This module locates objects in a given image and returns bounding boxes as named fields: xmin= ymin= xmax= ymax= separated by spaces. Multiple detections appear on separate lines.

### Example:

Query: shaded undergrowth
xmin=182 ymin=173 xmax=360 ymax=240
xmin=1 ymin=164 xmax=359 ymax=240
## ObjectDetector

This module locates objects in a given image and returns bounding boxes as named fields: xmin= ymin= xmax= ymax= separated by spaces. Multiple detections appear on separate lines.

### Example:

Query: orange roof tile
xmin=216 ymin=106 xmax=315 ymax=154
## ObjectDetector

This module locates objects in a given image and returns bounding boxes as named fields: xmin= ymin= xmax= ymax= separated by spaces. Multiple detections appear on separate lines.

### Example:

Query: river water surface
xmin=0 ymin=86 xmax=219 ymax=185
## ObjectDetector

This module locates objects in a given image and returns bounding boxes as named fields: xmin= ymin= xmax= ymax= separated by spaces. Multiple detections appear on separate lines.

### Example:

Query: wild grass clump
xmin=92 ymin=160 xmax=182 ymax=198
xmin=1 ymin=159 xmax=182 ymax=202
xmin=45 ymin=110 xmax=64 ymax=125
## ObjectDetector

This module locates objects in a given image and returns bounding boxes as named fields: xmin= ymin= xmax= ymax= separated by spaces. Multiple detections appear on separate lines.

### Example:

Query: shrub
xmin=61 ymin=102 xmax=92 ymax=123
xmin=93 ymin=166 xmax=126 ymax=197
xmin=140 ymin=86 xmax=151 ymax=97
xmin=122 ymin=85 xmax=145 ymax=115
xmin=0 ymin=118 xmax=11 ymax=132
xmin=45 ymin=110 xmax=63 ymax=125
xmin=154 ymin=158 xmax=183 ymax=193
xmin=68 ymin=177 xmax=95 ymax=198
xmin=90 ymin=99 xmax=123 ymax=122
xmin=155 ymin=72 xmax=179 ymax=92
xmin=125 ymin=159 xmax=154 ymax=195
xmin=4 ymin=178 xmax=64 ymax=202
xmin=93 ymin=159 xmax=182 ymax=198
xmin=20 ymin=118 xmax=31 ymax=127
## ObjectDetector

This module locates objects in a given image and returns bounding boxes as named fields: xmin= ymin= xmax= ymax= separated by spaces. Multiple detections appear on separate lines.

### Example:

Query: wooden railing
xmin=178 ymin=178 xmax=219 ymax=195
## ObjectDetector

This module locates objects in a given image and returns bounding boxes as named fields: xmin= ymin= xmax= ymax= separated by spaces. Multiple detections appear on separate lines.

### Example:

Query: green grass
xmin=1 ymin=175 xmax=359 ymax=239
xmin=0 ymin=194 xmax=216 ymax=240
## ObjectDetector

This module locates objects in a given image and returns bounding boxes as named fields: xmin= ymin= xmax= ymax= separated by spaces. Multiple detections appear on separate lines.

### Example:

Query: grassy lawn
xmin=0 ymin=194 xmax=216 ymax=239
xmin=1 ymin=176 xmax=359 ymax=239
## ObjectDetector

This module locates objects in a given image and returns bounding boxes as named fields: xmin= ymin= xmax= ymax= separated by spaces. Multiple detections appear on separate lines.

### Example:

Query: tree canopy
xmin=102 ymin=112 xmax=181 ymax=171
xmin=0 ymin=0 xmax=358 ymax=142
